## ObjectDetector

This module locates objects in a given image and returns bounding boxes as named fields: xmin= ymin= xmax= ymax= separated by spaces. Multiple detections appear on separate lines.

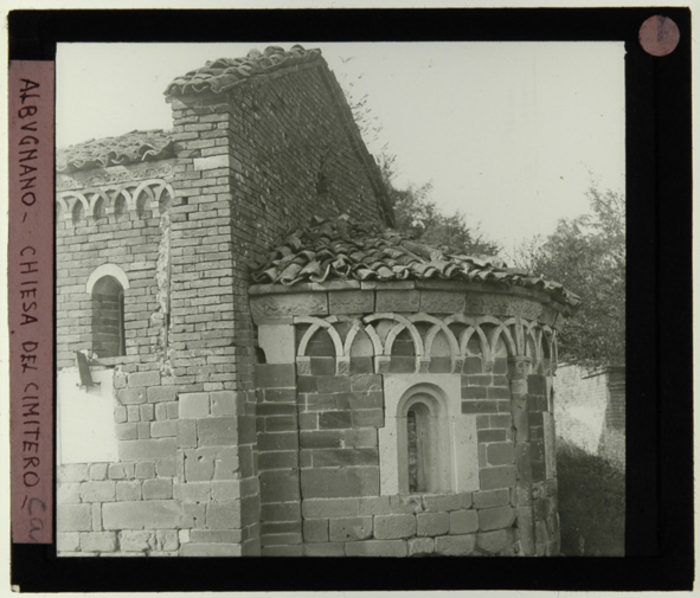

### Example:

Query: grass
xmin=556 ymin=440 xmax=625 ymax=556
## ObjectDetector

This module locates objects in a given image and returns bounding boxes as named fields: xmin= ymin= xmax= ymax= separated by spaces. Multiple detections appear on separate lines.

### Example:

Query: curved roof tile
xmin=250 ymin=215 xmax=581 ymax=307
xmin=56 ymin=129 xmax=174 ymax=173
xmin=164 ymin=45 xmax=323 ymax=98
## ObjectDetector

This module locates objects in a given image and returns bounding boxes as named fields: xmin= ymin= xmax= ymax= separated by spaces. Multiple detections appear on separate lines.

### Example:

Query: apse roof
xmin=164 ymin=45 xmax=323 ymax=98
xmin=56 ymin=129 xmax=174 ymax=174
xmin=250 ymin=215 xmax=581 ymax=307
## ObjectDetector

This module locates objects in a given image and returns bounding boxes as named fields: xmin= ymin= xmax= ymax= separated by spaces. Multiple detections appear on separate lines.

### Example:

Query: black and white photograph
xmin=53 ymin=39 xmax=626 ymax=558
xmin=4 ymin=3 xmax=695 ymax=593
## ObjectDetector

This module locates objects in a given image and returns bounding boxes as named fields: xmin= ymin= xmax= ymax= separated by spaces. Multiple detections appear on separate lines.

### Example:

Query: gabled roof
xmin=56 ymin=129 xmax=174 ymax=174
xmin=164 ymin=45 xmax=323 ymax=98
xmin=250 ymin=215 xmax=581 ymax=307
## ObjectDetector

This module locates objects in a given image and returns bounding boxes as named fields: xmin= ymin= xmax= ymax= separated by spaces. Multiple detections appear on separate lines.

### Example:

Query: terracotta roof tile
xmin=56 ymin=129 xmax=174 ymax=173
xmin=250 ymin=215 xmax=581 ymax=307
xmin=164 ymin=45 xmax=323 ymax=98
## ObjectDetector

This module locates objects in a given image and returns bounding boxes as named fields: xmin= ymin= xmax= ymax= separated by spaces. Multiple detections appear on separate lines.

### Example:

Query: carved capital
xmin=507 ymin=355 xmax=532 ymax=380
xmin=416 ymin=356 xmax=431 ymax=374
xmin=296 ymin=356 xmax=311 ymax=376
xmin=335 ymin=356 xmax=350 ymax=376
xmin=375 ymin=355 xmax=391 ymax=374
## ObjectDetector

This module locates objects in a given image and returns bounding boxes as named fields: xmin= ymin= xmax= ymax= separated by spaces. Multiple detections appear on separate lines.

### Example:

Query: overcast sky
xmin=56 ymin=42 xmax=625 ymax=253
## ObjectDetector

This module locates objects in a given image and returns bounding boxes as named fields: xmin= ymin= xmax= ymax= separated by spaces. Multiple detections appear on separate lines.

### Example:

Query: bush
xmin=556 ymin=440 xmax=625 ymax=556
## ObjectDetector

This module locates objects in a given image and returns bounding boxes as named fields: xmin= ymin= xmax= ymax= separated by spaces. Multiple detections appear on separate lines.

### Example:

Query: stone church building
xmin=55 ymin=45 xmax=578 ymax=557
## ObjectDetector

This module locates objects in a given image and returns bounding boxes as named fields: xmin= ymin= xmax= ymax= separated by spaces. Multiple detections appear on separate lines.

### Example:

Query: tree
xmin=379 ymin=155 xmax=501 ymax=257
xmin=518 ymin=188 xmax=625 ymax=367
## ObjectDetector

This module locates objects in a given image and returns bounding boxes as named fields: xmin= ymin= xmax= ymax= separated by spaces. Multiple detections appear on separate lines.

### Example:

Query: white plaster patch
xmin=57 ymin=367 xmax=119 ymax=464
xmin=193 ymin=154 xmax=230 ymax=171
xmin=258 ymin=323 xmax=295 ymax=364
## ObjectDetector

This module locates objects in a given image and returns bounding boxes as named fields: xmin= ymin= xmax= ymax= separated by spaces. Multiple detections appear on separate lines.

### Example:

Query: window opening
xmin=407 ymin=408 xmax=419 ymax=492
xmin=405 ymin=399 xmax=440 ymax=493
xmin=92 ymin=276 xmax=125 ymax=357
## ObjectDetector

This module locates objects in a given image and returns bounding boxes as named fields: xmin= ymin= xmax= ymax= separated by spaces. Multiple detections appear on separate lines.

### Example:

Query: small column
xmin=508 ymin=355 xmax=535 ymax=556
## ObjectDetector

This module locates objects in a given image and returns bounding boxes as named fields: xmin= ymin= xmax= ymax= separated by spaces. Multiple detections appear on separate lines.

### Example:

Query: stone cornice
xmin=249 ymin=279 xmax=572 ymax=316
xmin=56 ymin=160 xmax=176 ymax=192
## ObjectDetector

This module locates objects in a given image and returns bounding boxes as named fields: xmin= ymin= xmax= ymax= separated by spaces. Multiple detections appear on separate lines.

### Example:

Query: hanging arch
xmin=444 ymin=314 xmax=489 ymax=361
xmin=411 ymin=313 xmax=460 ymax=360
xmin=477 ymin=316 xmax=517 ymax=357
xmin=295 ymin=316 xmax=344 ymax=358
xmin=112 ymin=190 xmax=129 ymax=220
xmin=55 ymin=196 xmax=69 ymax=224
xmin=365 ymin=314 xmax=424 ymax=357
xmin=86 ymin=189 xmax=110 ymax=220
xmin=134 ymin=183 xmax=156 ymax=218
xmin=70 ymin=194 xmax=88 ymax=225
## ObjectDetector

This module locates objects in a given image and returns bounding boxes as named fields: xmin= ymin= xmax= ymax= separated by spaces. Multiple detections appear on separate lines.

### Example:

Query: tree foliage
xmin=518 ymin=188 xmax=625 ymax=367
xmin=379 ymin=155 xmax=501 ymax=257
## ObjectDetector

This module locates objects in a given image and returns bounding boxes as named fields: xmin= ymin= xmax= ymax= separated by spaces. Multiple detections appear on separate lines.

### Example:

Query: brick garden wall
xmin=554 ymin=364 xmax=625 ymax=470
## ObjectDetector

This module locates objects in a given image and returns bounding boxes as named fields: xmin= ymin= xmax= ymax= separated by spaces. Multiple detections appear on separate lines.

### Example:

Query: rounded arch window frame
xmin=87 ymin=264 xmax=130 ymax=358
xmin=396 ymin=383 xmax=453 ymax=495
xmin=86 ymin=264 xmax=130 ymax=295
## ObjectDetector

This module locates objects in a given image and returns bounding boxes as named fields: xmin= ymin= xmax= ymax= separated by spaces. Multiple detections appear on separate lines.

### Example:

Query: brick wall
xmin=56 ymin=175 xmax=175 ymax=369
xmin=163 ymin=60 xmax=389 ymax=555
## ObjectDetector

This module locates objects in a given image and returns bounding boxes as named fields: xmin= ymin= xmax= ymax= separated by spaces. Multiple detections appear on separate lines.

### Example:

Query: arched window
xmin=91 ymin=275 xmax=125 ymax=358
xmin=397 ymin=386 xmax=452 ymax=494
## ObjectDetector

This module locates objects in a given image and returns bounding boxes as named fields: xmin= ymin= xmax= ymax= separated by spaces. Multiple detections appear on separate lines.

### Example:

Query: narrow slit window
xmin=407 ymin=408 xmax=419 ymax=493
xmin=401 ymin=395 xmax=447 ymax=494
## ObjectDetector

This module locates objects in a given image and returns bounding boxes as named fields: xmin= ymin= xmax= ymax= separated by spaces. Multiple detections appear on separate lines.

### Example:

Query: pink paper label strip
xmin=9 ymin=61 xmax=55 ymax=544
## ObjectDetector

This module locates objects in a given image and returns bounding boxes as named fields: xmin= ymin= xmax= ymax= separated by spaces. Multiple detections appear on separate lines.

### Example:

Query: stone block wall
xmin=251 ymin=284 xmax=566 ymax=556
xmin=56 ymin=462 xmax=180 ymax=556
xmin=254 ymin=361 xmax=520 ymax=557
xmin=528 ymin=373 xmax=560 ymax=556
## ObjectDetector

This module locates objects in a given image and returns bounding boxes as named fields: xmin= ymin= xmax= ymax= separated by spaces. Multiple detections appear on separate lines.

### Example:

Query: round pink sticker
xmin=639 ymin=15 xmax=680 ymax=57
